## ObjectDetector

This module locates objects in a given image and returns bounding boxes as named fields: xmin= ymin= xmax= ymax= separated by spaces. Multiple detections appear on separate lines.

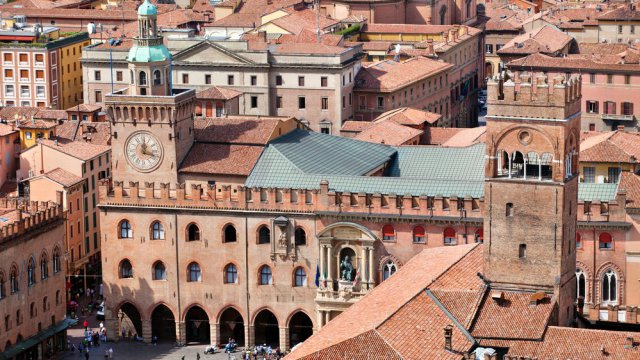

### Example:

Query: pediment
xmin=172 ymin=41 xmax=254 ymax=65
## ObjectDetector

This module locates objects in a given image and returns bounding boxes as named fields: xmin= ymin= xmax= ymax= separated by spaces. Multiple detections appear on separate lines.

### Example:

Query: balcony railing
xmin=602 ymin=114 xmax=635 ymax=121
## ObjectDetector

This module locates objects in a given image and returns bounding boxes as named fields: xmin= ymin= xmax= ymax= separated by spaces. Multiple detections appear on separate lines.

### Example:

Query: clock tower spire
xmin=104 ymin=0 xmax=195 ymax=185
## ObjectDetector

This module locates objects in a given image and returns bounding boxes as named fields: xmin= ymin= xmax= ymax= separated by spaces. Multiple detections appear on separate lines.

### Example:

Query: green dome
xmin=127 ymin=44 xmax=171 ymax=62
xmin=138 ymin=0 xmax=157 ymax=16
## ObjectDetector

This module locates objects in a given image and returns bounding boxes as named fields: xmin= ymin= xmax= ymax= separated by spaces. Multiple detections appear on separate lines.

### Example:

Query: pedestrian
xmin=108 ymin=348 xmax=113 ymax=359
xmin=83 ymin=320 xmax=89 ymax=331
xmin=104 ymin=349 xmax=109 ymax=360
xmin=151 ymin=335 xmax=157 ymax=345
xmin=197 ymin=353 xmax=200 ymax=360
xmin=84 ymin=348 xmax=90 ymax=360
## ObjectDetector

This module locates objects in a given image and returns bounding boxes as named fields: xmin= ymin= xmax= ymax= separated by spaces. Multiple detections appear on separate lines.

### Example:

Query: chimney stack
xmin=444 ymin=325 xmax=453 ymax=351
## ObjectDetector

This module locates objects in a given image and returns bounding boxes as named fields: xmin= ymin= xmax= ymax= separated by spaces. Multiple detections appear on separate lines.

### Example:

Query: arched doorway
xmin=119 ymin=302 xmax=142 ymax=338
xmin=185 ymin=306 xmax=210 ymax=344
xmin=254 ymin=309 xmax=279 ymax=347
xmin=289 ymin=312 xmax=313 ymax=347
xmin=219 ymin=307 xmax=245 ymax=346
xmin=151 ymin=304 xmax=176 ymax=342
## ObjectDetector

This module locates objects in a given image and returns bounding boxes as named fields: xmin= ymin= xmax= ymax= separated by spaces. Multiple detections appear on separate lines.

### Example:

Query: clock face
xmin=125 ymin=132 xmax=163 ymax=172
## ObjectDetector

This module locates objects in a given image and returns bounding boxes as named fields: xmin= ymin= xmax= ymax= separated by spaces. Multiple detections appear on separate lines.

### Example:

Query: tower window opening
xmin=519 ymin=244 xmax=526 ymax=258
xmin=506 ymin=203 xmax=514 ymax=217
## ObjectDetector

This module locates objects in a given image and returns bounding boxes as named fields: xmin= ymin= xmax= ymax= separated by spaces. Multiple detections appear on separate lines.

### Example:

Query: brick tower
xmin=483 ymin=72 xmax=581 ymax=326
xmin=104 ymin=0 xmax=195 ymax=185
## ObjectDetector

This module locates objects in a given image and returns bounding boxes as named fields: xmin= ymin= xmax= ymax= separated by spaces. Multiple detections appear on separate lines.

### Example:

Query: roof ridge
xmin=425 ymin=289 xmax=477 ymax=345
xmin=371 ymin=328 xmax=404 ymax=359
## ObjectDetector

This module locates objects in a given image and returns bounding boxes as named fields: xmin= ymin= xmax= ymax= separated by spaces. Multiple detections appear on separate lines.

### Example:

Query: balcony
xmin=602 ymin=114 xmax=635 ymax=121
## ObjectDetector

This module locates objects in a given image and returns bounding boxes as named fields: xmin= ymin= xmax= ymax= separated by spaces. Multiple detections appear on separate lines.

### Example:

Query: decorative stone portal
xmin=315 ymin=222 xmax=378 ymax=329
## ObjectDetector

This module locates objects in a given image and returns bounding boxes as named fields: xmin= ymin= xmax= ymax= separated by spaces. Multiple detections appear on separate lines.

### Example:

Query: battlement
xmin=0 ymin=197 xmax=63 ymax=244
xmin=487 ymin=72 xmax=582 ymax=120
xmin=99 ymin=180 xmax=485 ymax=221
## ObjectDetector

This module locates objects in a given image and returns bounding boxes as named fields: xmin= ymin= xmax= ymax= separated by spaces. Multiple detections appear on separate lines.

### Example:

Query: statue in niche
xmin=278 ymin=229 xmax=287 ymax=248
xmin=340 ymin=255 xmax=355 ymax=281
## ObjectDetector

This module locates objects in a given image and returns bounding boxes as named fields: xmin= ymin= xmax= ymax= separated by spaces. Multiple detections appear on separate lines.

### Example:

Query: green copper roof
xmin=245 ymin=130 xmax=486 ymax=197
xmin=127 ymin=44 xmax=171 ymax=62
xmin=138 ymin=0 xmax=157 ymax=16
xmin=578 ymin=182 xmax=619 ymax=202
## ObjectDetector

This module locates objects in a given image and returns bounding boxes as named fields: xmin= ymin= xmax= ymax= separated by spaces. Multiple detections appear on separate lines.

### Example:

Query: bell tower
xmin=483 ymin=72 xmax=581 ymax=326
xmin=104 ymin=0 xmax=195 ymax=185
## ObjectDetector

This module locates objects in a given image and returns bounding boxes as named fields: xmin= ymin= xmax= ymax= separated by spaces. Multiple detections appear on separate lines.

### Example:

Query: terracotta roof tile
xmin=196 ymin=86 xmax=242 ymax=100
xmin=0 ymin=6 xmax=138 ymax=20
xmin=179 ymin=143 xmax=263 ymax=176
xmin=619 ymin=172 xmax=640 ymax=208
xmin=55 ymin=121 xmax=81 ymax=141
xmin=271 ymin=42 xmax=349 ymax=55
xmin=376 ymin=107 xmax=441 ymax=126
xmin=498 ymin=25 xmax=573 ymax=55
xmin=18 ymin=118 xmax=58 ymax=130
xmin=295 ymin=330 xmax=401 ymax=360
xmin=354 ymin=120 xmax=422 ymax=146
xmin=441 ymin=127 xmax=487 ymax=147
xmin=193 ymin=116 xmax=290 ymax=144
xmin=340 ymin=121 xmax=374 ymax=133
xmin=287 ymin=243 xmax=480 ymax=359
xmin=0 ymin=107 xmax=39 ymax=121
xmin=507 ymin=326 xmax=640 ymax=359
xmin=268 ymin=8 xmax=338 ymax=35
xmin=38 ymin=167 xmax=84 ymax=187
xmin=598 ymin=7 xmax=640 ymax=21
xmin=364 ymin=23 xmax=460 ymax=35
xmin=427 ymin=127 xmax=465 ymax=145
xmin=355 ymin=57 xmax=452 ymax=92
xmin=65 ymin=104 xmax=102 ymax=113
xmin=507 ymin=53 xmax=640 ymax=72
xmin=470 ymin=290 xmax=555 ymax=340
xmin=39 ymin=138 xmax=110 ymax=161
xmin=0 ymin=123 xmax=17 ymax=137
xmin=78 ymin=122 xmax=112 ymax=146
xmin=579 ymin=131 xmax=640 ymax=163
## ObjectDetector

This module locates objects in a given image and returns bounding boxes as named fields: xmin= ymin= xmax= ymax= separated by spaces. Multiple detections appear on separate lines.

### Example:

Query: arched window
xmin=576 ymin=232 xmax=582 ymax=249
xmin=40 ymin=253 xmax=48 ymax=279
xmin=187 ymin=223 xmax=200 ymax=241
xmin=224 ymin=264 xmax=238 ymax=284
xmin=119 ymin=220 xmax=133 ymax=239
xmin=42 ymin=297 xmax=48 ymax=312
xmin=413 ymin=226 xmax=425 ymax=243
xmin=151 ymin=221 xmax=164 ymax=240
xmin=130 ymin=70 xmax=134 ymax=84
xmin=224 ymin=224 xmax=237 ymax=243
xmin=382 ymin=260 xmax=397 ymax=281
xmin=53 ymin=247 xmax=61 ymax=273
xmin=0 ymin=272 xmax=5 ymax=299
xmin=119 ymin=259 xmax=133 ymax=279
xmin=10 ymin=266 xmax=18 ymax=293
xmin=602 ymin=269 xmax=617 ymax=304
xmin=153 ymin=69 xmax=161 ymax=85
xmin=576 ymin=269 xmax=586 ymax=300
xmin=188 ymin=262 xmax=202 ymax=282
xmin=27 ymin=257 xmax=36 ymax=286
xmin=444 ymin=228 xmax=456 ymax=245
xmin=382 ymin=224 xmax=395 ymax=241
xmin=139 ymin=71 xmax=147 ymax=86
xmin=599 ymin=232 xmax=612 ymax=249
xmin=294 ymin=267 xmax=306 ymax=287
xmin=475 ymin=228 xmax=484 ymax=243
xmin=56 ymin=290 xmax=61 ymax=305
xmin=259 ymin=265 xmax=272 ymax=285
xmin=153 ymin=261 xmax=166 ymax=280
xmin=258 ymin=226 xmax=270 ymax=244
xmin=30 ymin=302 xmax=36 ymax=318
xmin=294 ymin=227 xmax=306 ymax=246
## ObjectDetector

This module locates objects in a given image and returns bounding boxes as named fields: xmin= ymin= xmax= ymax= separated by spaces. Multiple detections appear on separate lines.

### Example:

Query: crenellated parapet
xmin=487 ymin=72 xmax=582 ymax=120
xmin=0 ymin=197 xmax=63 ymax=244
xmin=99 ymin=179 xmax=485 ymax=221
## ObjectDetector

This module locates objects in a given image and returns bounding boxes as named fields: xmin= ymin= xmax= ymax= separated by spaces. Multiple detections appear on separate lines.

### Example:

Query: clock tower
xmin=104 ymin=0 xmax=195 ymax=185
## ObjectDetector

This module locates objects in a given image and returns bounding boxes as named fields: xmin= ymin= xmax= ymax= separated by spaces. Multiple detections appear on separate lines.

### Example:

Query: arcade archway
xmin=119 ymin=302 xmax=142 ymax=338
xmin=254 ymin=309 xmax=279 ymax=347
xmin=185 ymin=306 xmax=210 ymax=344
xmin=151 ymin=304 xmax=176 ymax=342
xmin=219 ymin=307 xmax=245 ymax=346
xmin=289 ymin=311 xmax=313 ymax=347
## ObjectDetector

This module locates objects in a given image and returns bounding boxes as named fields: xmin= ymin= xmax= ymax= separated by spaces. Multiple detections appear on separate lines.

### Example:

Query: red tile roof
xmin=507 ymin=326 xmax=640 ymax=359
xmin=484 ymin=4 xmax=528 ymax=31
xmin=271 ymin=42 xmax=349 ymax=55
xmin=0 ymin=123 xmax=17 ymax=137
xmin=287 ymin=243 xmax=481 ymax=359
xmin=354 ymin=120 xmax=423 ymax=146
xmin=363 ymin=23 xmax=460 ymax=35
xmin=428 ymin=127 xmax=465 ymax=145
xmin=441 ymin=126 xmax=486 ymax=147
xmin=0 ymin=6 xmax=138 ymax=21
xmin=619 ymin=172 xmax=640 ymax=208
xmin=268 ymin=8 xmax=338 ymax=35
xmin=340 ymin=121 xmax=374 ymax=133
xmin=178 ymin=143 xmax=263 ymax=176
xmin=39 ymin=138 xmax=110 ymax=161
xmin=507 ymin=52 xmax=640 ymax=72
xmin=580 ymin=130 xmax=640 ymax=163
xmin=38 ymin=167 xmax=84 ymax=187
xmin=498 ymin=25 xmax=573 ymax=55
xmin=193 ymin=116 xmax=291 ymax=144
xmin=196 ymin=86 xmax=242 ymax=100
xmin=65 ymin=104 xmax=102 ymax=113
xmin=18 ymin=118 xmax=58 ymax=130
xmin=355 ymin=57 xmax=452 ymax=92
xmin=375 ymin=107 xmax=441 ymax=126
xmin=597 ymin=7 xmax=640 ymax=21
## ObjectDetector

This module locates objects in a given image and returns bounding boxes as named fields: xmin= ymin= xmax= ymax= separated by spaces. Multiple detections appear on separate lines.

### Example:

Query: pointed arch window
xmin=576 ymin=268 xmax=586 ymax=300
xmin=10 ymin=266 xmax=18 ymax=293
xmin=153 ymin=261 xmax=166 ymax=280
xmin=382 ymin=260 xmax=397 ymax=281
xmin=0 ymin=272 xmax=5 ymax=299
xmin=295 ymin=227 xmax=306 ymax=246
xmin=53 ymin=248 xmax=61 ymax=273
xmin=224 ymin=264 xmax=238 ymax=284
xmin=187 ymin=223 xmax=200 ymax=241
xmin=119 ymin=259 xmax=133 ymax=279
xmin=188 ymin=262 xmax=202 ymax=282
xmin=602 ymin=269 xmax=617 ymax=304
xmin=259 ymin=265 xmax=272 ymax=285
xmin=151 ymin=221 xmax=164 ymax=240
xmin=119 ymin=220 xmax=133 ymax=239
xmin=258 ymin=226 xmax=270 ymax=244
xmin=27 ymin=257 xmax=36 ymax=286
xmin=223 ymin=224 xmax=237 ymax=243
xmin=40 ymin=253 xmax=48 ymax=279
xmin=294 ymin=267 xmax=307 ymax=287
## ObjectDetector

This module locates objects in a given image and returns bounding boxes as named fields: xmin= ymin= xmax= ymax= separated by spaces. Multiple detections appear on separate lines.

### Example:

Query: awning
xmin=0 ymin=318 xmax=77 ymax=359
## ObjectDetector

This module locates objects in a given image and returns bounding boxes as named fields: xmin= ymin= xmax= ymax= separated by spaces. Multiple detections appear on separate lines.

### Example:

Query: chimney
xmin=444 ymin=325 xmax=453 ymax=351
xmin=624 ymin=337 xmax=635 ymax=349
